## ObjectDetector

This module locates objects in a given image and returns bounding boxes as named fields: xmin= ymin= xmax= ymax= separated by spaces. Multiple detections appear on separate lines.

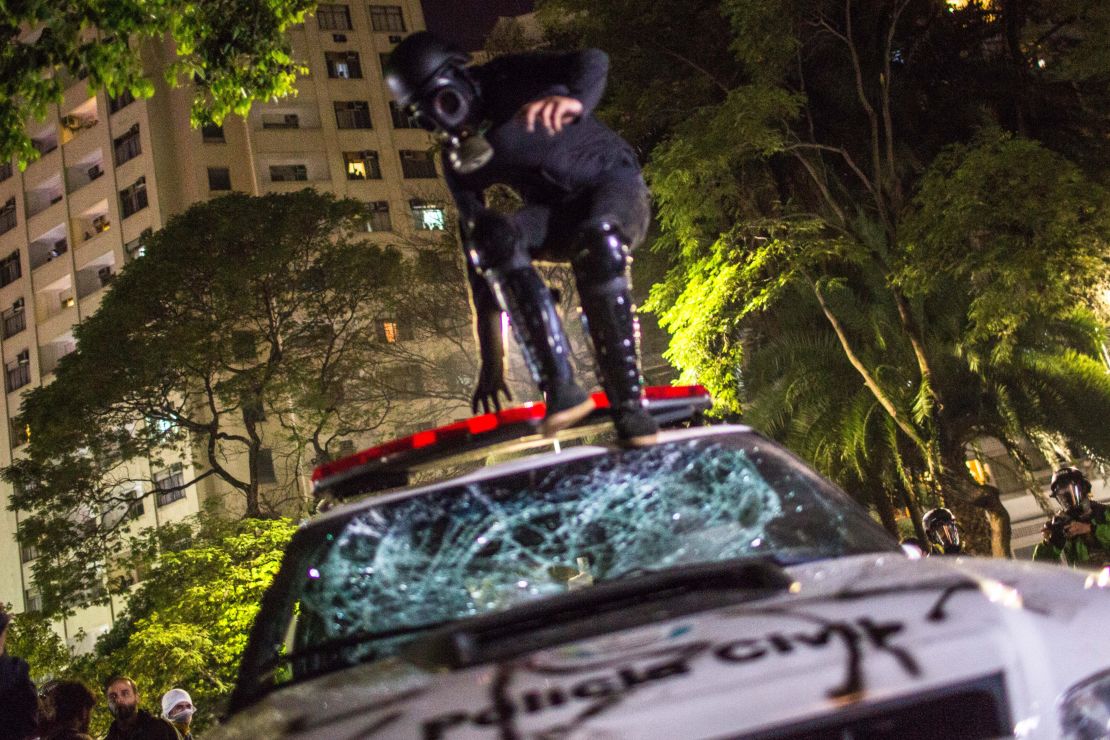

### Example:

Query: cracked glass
xmin=276 ymin=434 xmax=894 ymax=682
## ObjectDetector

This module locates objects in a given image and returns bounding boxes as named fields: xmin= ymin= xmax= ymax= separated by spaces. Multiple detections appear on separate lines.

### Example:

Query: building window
xmin=113 ymin=124 xmax=141 ymax=165
xmin=2 ymin=300 xmax=25 ymax=339
xmin=325 ymin=51 xmax=362 ymax=79
xmin=269 ymin=164 xmax=308 ymax=182
xmin=0 ymin=162 xmax=12 ymax=182
xmin=20 ymin=541 xmax=38 ymax=563
xmin=365 ymin=200 xmax=391 ymax=232
xmin=0 ymin=250 xmax=20 ymax=287
xmin=399 ymin=149 xmax=437 ymax=179
xmin=257 ymin=448 xmax=277 ymax=483
xmin=344 ymin=150 xmax=381 ymax=180
xmin=243 ymin=398 xmax=266 ymax=424
xmin=369 ymin=5 xmax=405 ymax=31
xmin=376 ymin=318 xmax=413 ymax=343
xmin=120 ymin=176 xmax=148 ymax=218
xmin=387 ymin=363 xmax=425 ymax=394
xmin=201 ymin=122 xmax=225 ymax=142
xmin=124 ymin=229 xmax=151 ymax=262
xmin=379 ymin=53 xmax=391 ymax=73
xmin=261 ymin=113 xmax=300 ymax=129
xmin=208 ymin=167 xmax=232 ymax=191
xmin=334 ymin=101 xmax=372 ymax=129
xmin=154 ymin=464 xmax=186 ymax=507
xmin=316 ymin=3 xmax=352 ymax=30
xmin=108 ymin=89 xmax=135 ymax=114
xmin=0 ymin=198 xmax=16 ymax=236
xmin=23 ymin=590 xmax=42 ymax=613
xmin=5 ymin=349 xmax=30 ymax=393
xmin=389 ymin=101 xmax=420 ymax=129
xmin=410 ymin=200 xmax=446 ymax=231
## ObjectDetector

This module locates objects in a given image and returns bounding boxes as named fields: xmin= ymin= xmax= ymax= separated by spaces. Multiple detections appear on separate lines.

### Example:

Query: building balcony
xmin=23 ymin=145 xmax=61 ymax=181
xmin=66 ymin=157 xmax=106 ymax=195
xmin=26 ymin=199 xmax=65 ymax=237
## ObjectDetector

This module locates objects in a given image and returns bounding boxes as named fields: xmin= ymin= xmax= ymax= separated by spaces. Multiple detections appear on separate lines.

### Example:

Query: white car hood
xmin=211 ymin=554 xmax=1110 ymax=739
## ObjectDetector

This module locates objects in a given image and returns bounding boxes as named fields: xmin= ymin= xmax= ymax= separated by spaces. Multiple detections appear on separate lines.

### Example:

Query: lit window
xmin=410 ymin=200 xmax=446 ymax=231
xmin=344 ymin=151 xmax=381 ymax=180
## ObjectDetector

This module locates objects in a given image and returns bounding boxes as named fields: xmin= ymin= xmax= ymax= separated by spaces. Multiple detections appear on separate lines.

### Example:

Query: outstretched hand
xmin=519 ymin=95 xmax=583 ymax=135
xmin=471 ymin=363 xmax=513 ymax=414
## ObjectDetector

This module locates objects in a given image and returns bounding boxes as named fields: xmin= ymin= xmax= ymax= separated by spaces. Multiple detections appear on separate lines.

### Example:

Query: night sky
xmin=420 ymin=0 xmax=536 ymax=51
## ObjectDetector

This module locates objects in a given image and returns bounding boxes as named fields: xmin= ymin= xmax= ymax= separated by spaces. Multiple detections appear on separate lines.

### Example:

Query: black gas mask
xmin=409 ymin=69 xmax=493 ymax=174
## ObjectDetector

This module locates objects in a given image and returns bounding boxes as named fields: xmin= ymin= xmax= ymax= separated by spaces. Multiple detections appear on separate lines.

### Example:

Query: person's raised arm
xmin=496 ymin=49 xmax=610 ymax=134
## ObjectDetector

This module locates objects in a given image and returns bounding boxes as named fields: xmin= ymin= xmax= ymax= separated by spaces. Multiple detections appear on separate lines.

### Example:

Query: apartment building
xmin=0 ymin=0 xmax=458 ymax=652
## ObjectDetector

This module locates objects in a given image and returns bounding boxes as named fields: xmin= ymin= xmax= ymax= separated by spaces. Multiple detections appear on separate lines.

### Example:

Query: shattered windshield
xmin=261 ymin=433 xmax=894 ymax=690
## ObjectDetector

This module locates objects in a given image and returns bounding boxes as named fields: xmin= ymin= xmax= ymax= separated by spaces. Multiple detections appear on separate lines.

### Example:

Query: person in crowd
xmin=0 ymin=606 xmax=40 ymax=740
xmin=40 ymin=680 xmax=97 ymax=740
xmin=385 ymin=32 xmax=659 ymax=446
xmin=104 ymin=676 xmax=178 ymax=740
xmin=922 ymin=507 xmax=962 ymax=555
xmin=1033 ymin=466 xmax=1110 ymax=567
xmin=160 ymin=688 xmax=196 ymax=740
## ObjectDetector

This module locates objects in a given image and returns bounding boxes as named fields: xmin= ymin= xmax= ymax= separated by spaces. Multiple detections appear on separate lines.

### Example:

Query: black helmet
xmin=922 ymin=507 xmax=961 ymax=551
xmin=1050 ymin=466 xmax=1091 ymax=511
xmin=384 ymin=32 xmax=471 ymax=108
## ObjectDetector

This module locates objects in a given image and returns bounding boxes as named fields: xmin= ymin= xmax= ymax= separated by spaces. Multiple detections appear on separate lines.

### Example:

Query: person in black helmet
xmin=922 ymin=507 xmax=961 ymax=555
xmin=384 ymin=31 xmax=658 ymax=445
xmin=1033 ymin=466 xmax=1110 ymax=567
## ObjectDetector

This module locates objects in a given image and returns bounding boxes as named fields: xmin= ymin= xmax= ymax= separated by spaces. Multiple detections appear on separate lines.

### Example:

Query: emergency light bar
xmin=313 ymin=385 xmax=712 ymax=500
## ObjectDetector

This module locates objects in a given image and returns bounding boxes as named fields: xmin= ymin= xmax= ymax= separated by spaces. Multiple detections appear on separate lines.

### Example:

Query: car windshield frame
xmin=230 ymin=427 xmax=898 ymax=711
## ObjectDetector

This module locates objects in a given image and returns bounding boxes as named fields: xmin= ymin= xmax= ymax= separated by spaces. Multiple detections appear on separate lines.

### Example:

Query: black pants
xmin=509 ymin=169 xmax=650 ymax=262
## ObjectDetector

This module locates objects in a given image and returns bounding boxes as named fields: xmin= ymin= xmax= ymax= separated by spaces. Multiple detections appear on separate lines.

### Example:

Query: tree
xmin=48 ymin=516 xmax=295 ymax=737
xmin=3 ymin=603 xmax=72 ymax=685
xmin=540 ymin=0 xmax=1110 ymax=553
xmin=0 ymin=0 xmax=313 ymax=166
xmin=5 ymin=190 xmax=461 ymax=615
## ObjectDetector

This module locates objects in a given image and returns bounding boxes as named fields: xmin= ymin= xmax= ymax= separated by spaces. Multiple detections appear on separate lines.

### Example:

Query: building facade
xmin=0 ymin=0 xmax=456 ymax=652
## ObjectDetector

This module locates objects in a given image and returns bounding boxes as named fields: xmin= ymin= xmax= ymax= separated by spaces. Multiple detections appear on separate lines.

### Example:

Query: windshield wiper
xmin=261 ymin=618 xmax=450 ymax=674
xmin=404 ymin=557 xmax=793 ymax=670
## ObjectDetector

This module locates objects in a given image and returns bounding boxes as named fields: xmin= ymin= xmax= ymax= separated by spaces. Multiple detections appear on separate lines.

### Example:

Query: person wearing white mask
xmin=160 ymin=689 xmax=195 ymax=740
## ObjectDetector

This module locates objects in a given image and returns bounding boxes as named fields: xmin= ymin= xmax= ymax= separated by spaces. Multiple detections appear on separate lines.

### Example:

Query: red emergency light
xmin=312 ymin=385 xmax=711 ymax=498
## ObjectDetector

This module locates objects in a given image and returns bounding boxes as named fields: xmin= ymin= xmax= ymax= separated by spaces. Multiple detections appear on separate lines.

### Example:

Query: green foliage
xmin=85 ymin=517 xmax=295 ymax=734
xmin=902 ymin=130 xmax=1110 ymax=358
xmin=546 ymin=0 xmax=1110 ymax=551
xmin=5 ymin=190 xmax=473 ymax=615
xmin=3 ymin=604 xmax=72 ymax=685
xmin=0 ymin=0 xmax=313 ymax=166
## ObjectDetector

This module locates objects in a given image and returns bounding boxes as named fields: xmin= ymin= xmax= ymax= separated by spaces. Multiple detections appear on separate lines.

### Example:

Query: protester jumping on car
xmin=1032 ymin=466 xmax=1110 ymax=567
xmin=385 ymin=32 xmax=657 ymax=445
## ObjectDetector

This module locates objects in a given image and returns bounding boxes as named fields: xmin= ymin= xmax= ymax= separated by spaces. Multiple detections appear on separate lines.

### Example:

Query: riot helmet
xmin=1051 ymin=467 xmax=1091 ymax=513
xmin=922 ymin=507 xmax=961 ymax=553
xmin=384 ymin=32 xmax=493 ymax=173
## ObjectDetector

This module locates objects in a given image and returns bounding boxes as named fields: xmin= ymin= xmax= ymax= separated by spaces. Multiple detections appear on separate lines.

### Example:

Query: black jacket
xmin=444 ymin=49 xmax=638 ymax=225
xmin=0 ymin=654 xmax=39 ymax=740
xmin=105 ymin=709 xmax=179 ymax=740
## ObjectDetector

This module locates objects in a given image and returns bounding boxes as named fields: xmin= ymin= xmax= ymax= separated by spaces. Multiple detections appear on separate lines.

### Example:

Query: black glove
xmin=1043 ymin=518 xmax=1068 ymax=549
xmin=471 ymin=360 xmax=512 ymax=414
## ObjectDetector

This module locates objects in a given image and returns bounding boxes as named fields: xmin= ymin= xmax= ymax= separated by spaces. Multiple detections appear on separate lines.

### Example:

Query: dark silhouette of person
xmin=41 ymin=680 xmax=97 ymax=740
xmin=0 ymin=607 xmax=40 ymax=740
xmin=386 ymin=32 xmax=658 ymax=445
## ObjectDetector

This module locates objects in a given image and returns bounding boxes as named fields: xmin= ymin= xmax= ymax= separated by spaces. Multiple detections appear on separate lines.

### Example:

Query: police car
xmin=211 ymin=387 xmax=1110 ymax=739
